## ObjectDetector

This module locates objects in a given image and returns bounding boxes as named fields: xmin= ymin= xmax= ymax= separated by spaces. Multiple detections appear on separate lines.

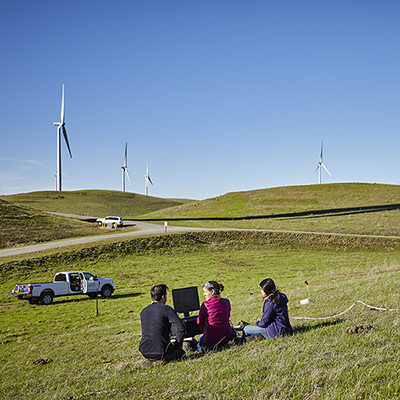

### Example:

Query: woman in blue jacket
xmin=244 ymin=278 xmax=293 ymax=339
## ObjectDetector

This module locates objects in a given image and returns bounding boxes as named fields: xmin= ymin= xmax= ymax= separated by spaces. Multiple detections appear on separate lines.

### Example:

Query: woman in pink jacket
xmin=196 ymin=281 xmax=233 ymax=351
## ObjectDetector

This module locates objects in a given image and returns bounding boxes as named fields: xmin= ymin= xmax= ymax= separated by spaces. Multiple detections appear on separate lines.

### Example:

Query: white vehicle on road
xmin=9 ymin=271 xmax=115 ymax=305
xmin=96 ymin=216 xmax=124 ymax=227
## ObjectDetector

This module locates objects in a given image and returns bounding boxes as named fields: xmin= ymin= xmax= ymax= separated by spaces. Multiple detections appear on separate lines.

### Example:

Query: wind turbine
xmin=121 ymin=143 xmax=131 ymax=192
xmin=53 ymin=84 xmax=72 ymax=191
xmin=315 ymin=141 xmax=331 ymax=184
xmin=144 ymin=158 xmax=153 ymax=195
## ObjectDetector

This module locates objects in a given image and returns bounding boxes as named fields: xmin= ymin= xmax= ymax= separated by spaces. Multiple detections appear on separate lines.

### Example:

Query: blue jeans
xmin=197 ymin=334 xmax=233 ymax=352
xmin=197 ymin=335 xmax=209 ymax=352
xmin=243 ymin=325 xmax=270 ymax=339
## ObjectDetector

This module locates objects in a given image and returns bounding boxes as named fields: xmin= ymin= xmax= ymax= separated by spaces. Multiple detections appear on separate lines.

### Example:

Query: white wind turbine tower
xmin=53 ymin=84 xmax=72 ymax=191
xmin=144 ymin=158 xmax=153 ymax=195
xmin=315 ymin=140 xmax=331 ymax=184
xmin=121 ymin=143 xmax=131 ymax=192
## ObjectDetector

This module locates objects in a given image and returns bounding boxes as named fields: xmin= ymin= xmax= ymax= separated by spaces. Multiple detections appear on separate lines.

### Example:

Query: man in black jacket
xmin=139 ymin=284 xmax=186 ymax=364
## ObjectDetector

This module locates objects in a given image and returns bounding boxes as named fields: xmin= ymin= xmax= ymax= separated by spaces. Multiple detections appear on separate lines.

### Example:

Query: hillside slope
xmin=5 ymin=190 xmax=194 ymax=217
xmin=139 ymin=183 xmax=400 ymax=236
xmin=3 ymin=184 xmax=400 ymax=248
xmin=0 ymin=198 xmax=101 ymax=249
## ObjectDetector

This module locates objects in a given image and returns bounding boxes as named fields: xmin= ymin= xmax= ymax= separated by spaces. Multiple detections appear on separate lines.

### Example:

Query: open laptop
xmin=171 ymin=286 xmax=203 ymax=338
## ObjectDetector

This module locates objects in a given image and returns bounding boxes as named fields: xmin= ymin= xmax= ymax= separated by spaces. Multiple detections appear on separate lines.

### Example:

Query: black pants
xmin=145 ymin=342 xmax=185 ymax=362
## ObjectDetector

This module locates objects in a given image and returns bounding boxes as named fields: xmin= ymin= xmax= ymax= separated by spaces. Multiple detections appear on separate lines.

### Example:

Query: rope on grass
xmin=290 ymin=300 xmax=399 ymax=320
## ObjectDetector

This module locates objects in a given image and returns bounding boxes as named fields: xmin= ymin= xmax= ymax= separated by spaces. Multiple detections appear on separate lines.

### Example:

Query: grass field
xmin=1 ymin=232 xmax=400 ymax=399
xmin=1 ymin=184 xmax=400 ymax=399
xmin=139 ymin=183 xmax=400 ymax=237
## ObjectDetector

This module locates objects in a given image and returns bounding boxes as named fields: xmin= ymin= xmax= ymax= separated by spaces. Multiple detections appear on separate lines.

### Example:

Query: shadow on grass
xmin=293 ymin=319 xmax=343 ymax=334
xmin=112 ymin=292 xmax=142 ymax=299
xmin=53 ymin=292 xmax=142 ymax=304
xmin=138 ymin=204 xmax=400 ymax=222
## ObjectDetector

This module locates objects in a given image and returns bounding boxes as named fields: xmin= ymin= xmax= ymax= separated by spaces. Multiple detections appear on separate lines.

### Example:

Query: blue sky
xmin=1 ymin=1 xmax=400 ymax=200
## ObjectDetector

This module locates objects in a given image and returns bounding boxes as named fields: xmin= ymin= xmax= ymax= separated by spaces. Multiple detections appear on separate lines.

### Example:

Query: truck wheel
xmin=40 ymin=292 xmax=54 ymax=305
xmin=100 ymin=285 xmax=113 ymax=298
xmin=97 ymin=221 xmax=102 ymax=226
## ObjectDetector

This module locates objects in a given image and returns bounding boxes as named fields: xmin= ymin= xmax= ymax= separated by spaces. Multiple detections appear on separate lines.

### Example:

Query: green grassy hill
xmin=1 ymin=231 xmax=400 ymax=399
xmin=2 ymin=185 xmax=400 ymax=398
xmin=1 ymin=190 xmax=194 ymax=249
xmin=0 ymin=198 xmax=101 ymax=249
xmin=5 ymin=190 xmax=194 ymax=217
xmin=139 ymin=183 xmax=400 ymax=236
xmin=2 ymin=183 xmax=400 ymax=250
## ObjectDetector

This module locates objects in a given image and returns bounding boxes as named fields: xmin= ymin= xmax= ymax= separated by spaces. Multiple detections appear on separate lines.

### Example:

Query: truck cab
xmin=53 ymin=271 xmax=100 ymax=295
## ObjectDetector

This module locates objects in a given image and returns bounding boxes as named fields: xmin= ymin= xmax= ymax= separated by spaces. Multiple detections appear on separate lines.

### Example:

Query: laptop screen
xmin=172 ymin=286 xmax=200 ymax=314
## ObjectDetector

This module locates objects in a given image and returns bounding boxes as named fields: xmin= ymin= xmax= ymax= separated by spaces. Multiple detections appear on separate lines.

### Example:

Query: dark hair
xmin=150 ymin=284 xmax=168 ymax=301
xmin=205 ymin=281 xmax=224 ymax=294
xmin=259 ymin=278 xmax=279 ymax=303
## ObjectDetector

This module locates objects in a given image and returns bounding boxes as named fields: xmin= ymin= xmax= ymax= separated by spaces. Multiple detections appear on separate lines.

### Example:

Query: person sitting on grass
xmin=243 ymin=278 xmax=293 ymax=340
xmin=139 ymin=284 xmax=186 ymax=366
xmin=196 ymin=281 xmax=234 ymax=352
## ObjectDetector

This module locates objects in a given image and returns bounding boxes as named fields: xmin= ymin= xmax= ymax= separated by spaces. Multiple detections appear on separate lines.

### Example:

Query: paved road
xmin=2 ymin=212 xmax=400 ymax=259
xmin=0 ymin=217 xmax=208 ymax=258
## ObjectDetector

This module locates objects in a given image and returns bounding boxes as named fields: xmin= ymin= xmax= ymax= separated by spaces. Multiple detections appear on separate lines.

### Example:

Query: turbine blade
xmin=62 ymin=125 xmax=72 ymax=158
xmin=315 ymin=164 xmax=320 ymax=172
xmin=124 ymin=143 xmax=128 ymax=166
xmin=61 ymin=84 xmax=65 ymax=124
xmin=320 ymin=140 xmax=323 ymax=161
xmin=126 ymin=168 xmax=132 ymax=185
xmin=321 ymin=162 xmax=331 ymax=176
xmin=148 ymin=176 xmax=153 ymax=185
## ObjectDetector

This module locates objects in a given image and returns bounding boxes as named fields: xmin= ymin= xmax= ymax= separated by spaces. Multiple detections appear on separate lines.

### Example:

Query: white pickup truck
xmin=96 ymin=216 xmax=123 ymax=227
xmin=9 ymin=271 xmax=114 ymax=305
